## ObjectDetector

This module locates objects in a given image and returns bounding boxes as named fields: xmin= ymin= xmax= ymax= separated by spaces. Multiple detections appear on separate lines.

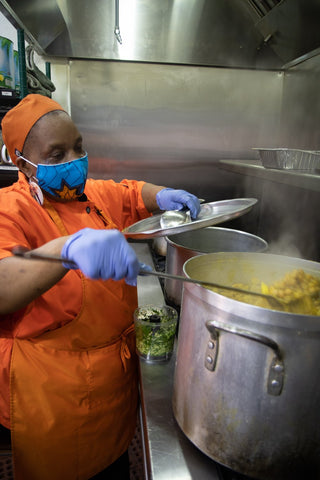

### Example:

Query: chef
xmin=0 ymin=94 xmax=200 ymax=480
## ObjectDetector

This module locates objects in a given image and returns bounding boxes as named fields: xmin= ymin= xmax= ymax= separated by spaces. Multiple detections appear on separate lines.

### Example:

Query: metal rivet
xmin=86 ymin=206 xmax=91 ymax=213
xmin=271 ymin=380 xmax=280 ymax=387
xmin=206 ymin=355 xmax=213 ymax=364
xmin=208 ymin=341 xmax=215 ymax=350
xmin=272 ymin=364 xmax=283 ymax=373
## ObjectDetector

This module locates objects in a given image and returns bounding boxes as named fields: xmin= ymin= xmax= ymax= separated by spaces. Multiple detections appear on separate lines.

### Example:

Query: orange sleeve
xmin=84 ymin=178 xmax=152 ymax=230
xmin=0 ymin=186 xmax=60 ymax=261
xmin=0 ymin=210 xmax=31 ymax=261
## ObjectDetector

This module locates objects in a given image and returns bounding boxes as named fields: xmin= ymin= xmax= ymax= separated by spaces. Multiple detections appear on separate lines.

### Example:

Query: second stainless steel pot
xmin=164 ymin=227 xmax=268 ymax=305
xmin=172 ymin=252 xmax=320 ymax=480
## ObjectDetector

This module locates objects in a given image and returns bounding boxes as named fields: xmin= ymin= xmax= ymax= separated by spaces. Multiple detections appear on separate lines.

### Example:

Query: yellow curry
xmin=207 ymin=269 xmax=320 ymax=315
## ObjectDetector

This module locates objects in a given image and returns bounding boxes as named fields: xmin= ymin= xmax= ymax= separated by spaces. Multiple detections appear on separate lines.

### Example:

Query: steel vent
xmin=1 ymin=0 xmax=320 ymax=68
xmin=247 ymin=0 xmax=283 ymax=17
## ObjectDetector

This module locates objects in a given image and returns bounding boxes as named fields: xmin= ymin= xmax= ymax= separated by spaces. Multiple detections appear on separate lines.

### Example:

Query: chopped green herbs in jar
xmin=134 ymin=305 xmax=178 ymax=363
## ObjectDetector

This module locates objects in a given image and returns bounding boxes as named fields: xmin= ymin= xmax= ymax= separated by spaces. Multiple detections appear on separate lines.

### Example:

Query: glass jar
xmin=134 ymin=305 xmax=178 ymax=363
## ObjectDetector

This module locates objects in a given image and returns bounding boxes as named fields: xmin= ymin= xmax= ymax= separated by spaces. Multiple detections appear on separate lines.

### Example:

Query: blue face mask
xmin=17 ymin=153 xmax=88 ymax=201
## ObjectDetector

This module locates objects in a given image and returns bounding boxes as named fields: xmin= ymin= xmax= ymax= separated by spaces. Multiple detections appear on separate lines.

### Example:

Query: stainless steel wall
xmin=281 ymin=51 xmax=320 ymax=149
xmin=65 ymin=60 xmax=283 ymax=201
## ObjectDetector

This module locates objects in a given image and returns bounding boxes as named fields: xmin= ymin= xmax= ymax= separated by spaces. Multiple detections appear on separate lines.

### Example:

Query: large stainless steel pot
xmin=172 ymin=252 xmax=320 ymax=480
xmin=165 ymin=227 xmax=268 ymax=305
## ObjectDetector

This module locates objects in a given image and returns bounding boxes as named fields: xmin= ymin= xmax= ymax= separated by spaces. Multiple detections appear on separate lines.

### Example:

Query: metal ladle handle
xmin=139 ymin=268 xmax=284 ymax=309
xmin=11 ymin=246 xmax=283 ymax=310
xmin=12 ymin=246 xmax=77 ymax=268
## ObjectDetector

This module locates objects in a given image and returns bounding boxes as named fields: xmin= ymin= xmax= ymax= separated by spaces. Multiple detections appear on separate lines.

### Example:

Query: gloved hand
xmin=139 ymin=262 xmax=153 ymax=274
xmin=61 ymin=228 xmax=140 ymax=286
xmin=156 ymin=188 xmax=201 ymax=219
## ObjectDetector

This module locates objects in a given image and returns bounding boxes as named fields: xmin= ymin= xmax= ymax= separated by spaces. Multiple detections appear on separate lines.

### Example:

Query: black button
xmin=86 ymin=206 xmax=91 ymax=213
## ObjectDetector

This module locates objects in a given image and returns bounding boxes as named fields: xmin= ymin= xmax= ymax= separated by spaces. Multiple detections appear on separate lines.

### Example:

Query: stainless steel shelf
xmin=219 ymin=159 xmax=320 ymax=192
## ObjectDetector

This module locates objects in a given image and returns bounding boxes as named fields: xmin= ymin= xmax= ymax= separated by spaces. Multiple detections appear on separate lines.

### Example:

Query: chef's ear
xmin=16 ymin=157 xmax=34 ymax=179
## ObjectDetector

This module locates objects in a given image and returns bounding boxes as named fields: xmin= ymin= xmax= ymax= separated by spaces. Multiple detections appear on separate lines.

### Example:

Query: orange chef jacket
xmin=0 ymin=172 xmax=152 ymax=479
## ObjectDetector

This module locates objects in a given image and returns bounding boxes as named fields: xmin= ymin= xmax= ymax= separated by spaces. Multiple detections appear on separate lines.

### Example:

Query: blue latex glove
xmin=156 ymin=188 xmax=201 ymax=219
xmin=61 ymin=228 xmax=140 ymax=286
xmin=139 ymin=262 xmax=153 ymax=274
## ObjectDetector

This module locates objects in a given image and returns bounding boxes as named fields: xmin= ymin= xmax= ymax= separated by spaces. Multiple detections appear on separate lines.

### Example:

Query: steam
xmin=240 ymin=175 xmax=307 ymax=260
xmin=265 ymin=233 xmax=303 ymax=259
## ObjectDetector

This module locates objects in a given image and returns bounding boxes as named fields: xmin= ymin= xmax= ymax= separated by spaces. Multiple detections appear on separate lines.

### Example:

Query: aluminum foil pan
xmin=254 ymin=148 xmax=320 ymax=170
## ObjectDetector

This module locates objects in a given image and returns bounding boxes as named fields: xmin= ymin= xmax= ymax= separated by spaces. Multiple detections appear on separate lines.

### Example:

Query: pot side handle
xmin=205 ymin=319 xmax=284 ymax=396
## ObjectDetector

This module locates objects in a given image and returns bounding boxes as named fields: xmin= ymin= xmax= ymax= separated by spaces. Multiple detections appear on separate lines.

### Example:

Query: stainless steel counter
xmin=138 ymin=352 xmax=224 ymax=480
xmin=133 ymin=242 xmax=223 ymax=480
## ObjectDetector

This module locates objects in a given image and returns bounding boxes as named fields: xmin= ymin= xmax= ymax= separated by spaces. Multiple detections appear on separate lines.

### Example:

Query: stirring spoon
xmin=11 ymin=246 xmax=286 ymax=310
xmin=12 ymin=245 xmax=77 ymax=268
xmin=139 ymin=268 xmax=286 ymax=310
xmin=160 ymin=198 xmax=205 ymax=229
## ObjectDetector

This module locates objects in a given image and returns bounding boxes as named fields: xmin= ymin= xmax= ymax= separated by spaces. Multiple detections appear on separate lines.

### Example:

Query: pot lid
xmin=122 ymin=198 xmax=258 ymax=239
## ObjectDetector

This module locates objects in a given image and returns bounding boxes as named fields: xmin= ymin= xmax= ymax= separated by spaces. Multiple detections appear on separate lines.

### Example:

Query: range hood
xmin=1 ymin=0 xmax=320 ymax=69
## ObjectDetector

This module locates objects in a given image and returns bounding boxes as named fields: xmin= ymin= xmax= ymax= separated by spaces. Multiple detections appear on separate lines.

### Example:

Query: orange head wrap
xmin=1 ymin=94 xmax=65 ymax=165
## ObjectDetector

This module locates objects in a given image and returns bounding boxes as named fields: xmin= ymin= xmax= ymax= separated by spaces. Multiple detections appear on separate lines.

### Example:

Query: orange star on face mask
xmin=53 ymin=182 xmax=84 ymax=201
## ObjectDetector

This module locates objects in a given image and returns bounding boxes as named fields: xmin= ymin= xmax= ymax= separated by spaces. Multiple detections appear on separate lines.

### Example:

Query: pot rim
xmin=166 ymin=226 xmax=268 ymax=253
